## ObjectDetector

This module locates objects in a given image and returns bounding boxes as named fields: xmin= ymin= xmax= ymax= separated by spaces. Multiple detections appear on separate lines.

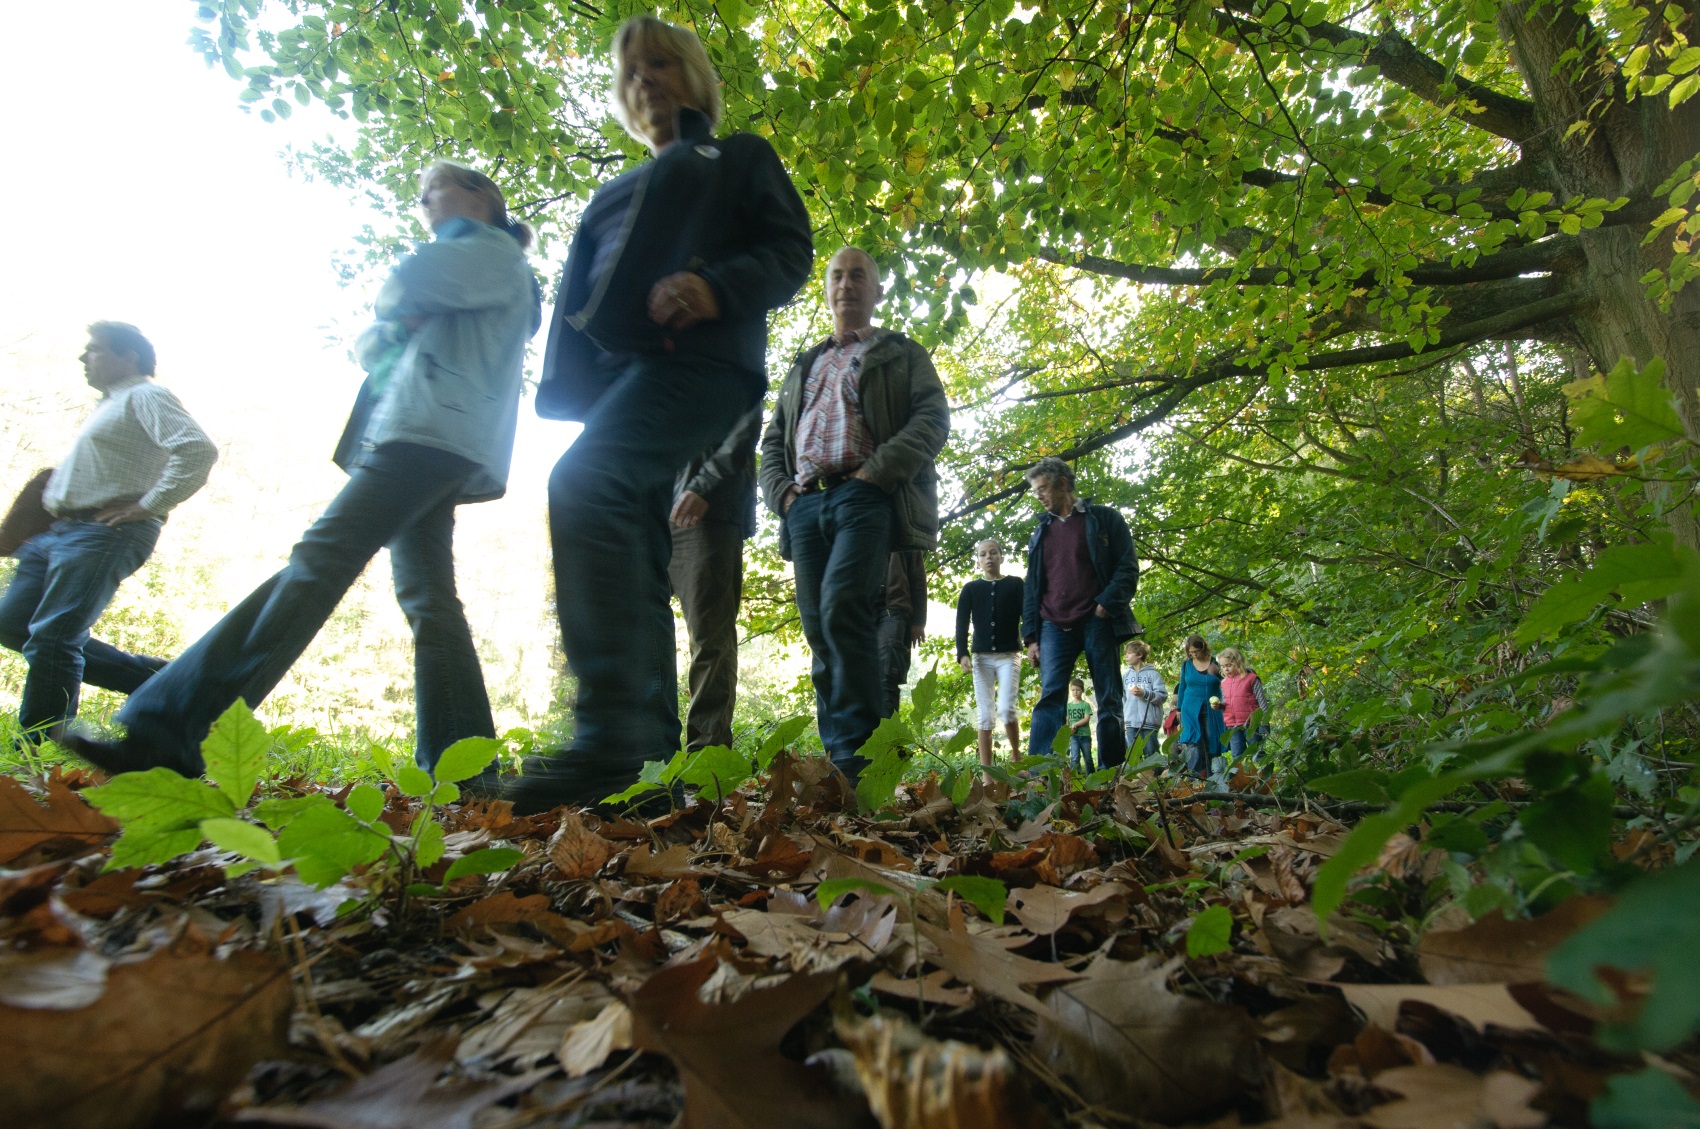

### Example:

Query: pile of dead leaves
xmin=0 ymin=754 xmax=1684 ymax=1128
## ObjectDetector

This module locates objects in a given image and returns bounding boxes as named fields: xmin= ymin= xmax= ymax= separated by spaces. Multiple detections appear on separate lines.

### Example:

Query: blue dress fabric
xmin=1174 ymin=660 xmax=1225 ymax=768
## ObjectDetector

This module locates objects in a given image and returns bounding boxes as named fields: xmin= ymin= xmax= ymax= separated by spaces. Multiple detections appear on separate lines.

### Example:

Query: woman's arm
xmin=377 ymin=234 xmax=525 ymax=318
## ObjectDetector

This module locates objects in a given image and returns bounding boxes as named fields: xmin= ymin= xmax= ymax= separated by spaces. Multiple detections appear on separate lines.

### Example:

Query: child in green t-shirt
xmin=1065 ymin=678 xmax=1094 ymax=772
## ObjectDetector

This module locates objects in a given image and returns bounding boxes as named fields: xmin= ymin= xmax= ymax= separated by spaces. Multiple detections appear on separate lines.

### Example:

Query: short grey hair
xmin=829 ymin=246 xmax=883 ymax=283
xmin=1025 ymin=457 xmax=1075 ymax=487
xmin=610 ymin=16 xmax=722 ymax=146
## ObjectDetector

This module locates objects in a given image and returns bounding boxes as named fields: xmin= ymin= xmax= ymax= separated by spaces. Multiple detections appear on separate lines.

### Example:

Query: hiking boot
xmin=499 ymin=750 xmax=679 ymax=817
xmin=55 ymin=726 xmax=160 ymax=777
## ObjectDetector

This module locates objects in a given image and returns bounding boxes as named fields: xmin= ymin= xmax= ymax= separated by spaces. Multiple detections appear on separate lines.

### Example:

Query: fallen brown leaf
xmin=918 ymin=920 xmax=1081 ymax=1015
xmin=548 ymin=811 xmax=616 ymax=879
xmin=1337 ymin=983 xmax=1547 ymax=1034
xmin=1363 ymin=1063 xmax=1547 ymax=1129
xmin=5 ymin=941 xmax=291 ymax=1129
xmin=559 ymin=998 xmax=634 ymax=1078
xmin=837 ymin=1011 xmax=1043 ymax=1129
xmin=627 ymin=958 xmax=874 ymax=1129
xmin=625 ymin=842 xmax=706 ymax=880
xmin=1006 ymin=882 xmax=1130 ymax=935
xmin=1033 ymin=955 xmax=1263 ymax=1123
xmin=0 ymin=774 xmax=117 ymax=864
xmin=1417 ymin=896 xmax=1612 ymax=985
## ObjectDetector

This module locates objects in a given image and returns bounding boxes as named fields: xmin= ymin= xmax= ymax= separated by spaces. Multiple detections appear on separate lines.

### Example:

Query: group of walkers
xmin=1 ymin=15 xmax=1268 ymax=809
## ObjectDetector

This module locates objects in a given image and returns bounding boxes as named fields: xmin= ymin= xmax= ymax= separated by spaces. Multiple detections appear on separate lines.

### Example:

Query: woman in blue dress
xmin=1174 ymin=634 xmax=1225 ymax=778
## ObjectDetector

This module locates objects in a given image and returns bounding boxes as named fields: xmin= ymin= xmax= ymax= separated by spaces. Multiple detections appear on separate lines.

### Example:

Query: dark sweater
xmin=956 ymin=575 xmax=1025 ymax=657
xmin=1038 ymin=513 xmax=1098 ymax=627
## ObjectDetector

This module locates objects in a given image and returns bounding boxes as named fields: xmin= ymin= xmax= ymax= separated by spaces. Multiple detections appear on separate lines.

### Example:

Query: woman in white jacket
xmin=1122 ymin=639 xmax=1169 ymax=764
xmin=68 ymin=163 xmax=542 ymax=779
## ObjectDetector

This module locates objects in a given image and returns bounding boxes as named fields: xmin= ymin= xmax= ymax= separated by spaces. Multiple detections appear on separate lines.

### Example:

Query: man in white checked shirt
xmin=0 ymin=322 xmax=216 ymax=739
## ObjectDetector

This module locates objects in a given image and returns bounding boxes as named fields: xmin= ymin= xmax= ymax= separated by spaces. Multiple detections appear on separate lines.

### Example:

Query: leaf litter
xmin=0 ymin=755 xmax=1686 ymax=1127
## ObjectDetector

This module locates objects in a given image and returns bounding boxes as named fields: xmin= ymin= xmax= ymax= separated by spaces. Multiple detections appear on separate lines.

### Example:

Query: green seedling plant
xmin=814 ymin=873 xmax=1008 ymax=1015
xmin=602 ymin=714 xmax=815 ymax=807
xmin=85 ymin=700 xmax=522 ymax=916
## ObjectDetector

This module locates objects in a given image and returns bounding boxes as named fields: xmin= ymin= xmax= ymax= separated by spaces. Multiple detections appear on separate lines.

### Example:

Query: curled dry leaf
xmin=836 ymin=1011 xmax=1044 ymax=1129
xmin=1417 ymin=896 xmax=1612 ymax=985
xmin=548 ymin=811 xmax=616 ymax=879
xmin=237 ymin=1034 xmax=549 ymax=1129
xmin=627 ymin=957 xmax=874 ymax=1129
xmin=1033 ymin=955 xmax=1263 ymax=1124
xmin=0 ymin=774 xmax=118 ymax=865
xmin=4 ymin=943 xmax=291 ymax=1129
xmin=559 ymin=998 xmax=634 ymax=1078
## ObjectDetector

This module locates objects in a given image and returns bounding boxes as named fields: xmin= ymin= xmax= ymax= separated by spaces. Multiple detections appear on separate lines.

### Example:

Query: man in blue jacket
xmin=1021 ymin=456 xmax=1140 ymax=770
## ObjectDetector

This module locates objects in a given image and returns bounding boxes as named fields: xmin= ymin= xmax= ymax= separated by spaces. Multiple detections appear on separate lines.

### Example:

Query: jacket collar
xmin=676 ymin=106 xmax=715 ymax=144
xmin=796 ymin=325 xmax=894 ymax=368
xmin=1037 ymin=495 xmax=1095 ymax=526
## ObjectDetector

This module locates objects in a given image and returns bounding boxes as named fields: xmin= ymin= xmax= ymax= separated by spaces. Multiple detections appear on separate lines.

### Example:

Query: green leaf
xmin=1546 ymin=858 xmax=1700 ymax=1052
xmin=602 ymin=759 xmax=668 ymax=804
xmin=1516 ymin=542 xmax=1687 ymax=643
xmin=1591 ymin=1069 xmax=1700 ymax=1129
xmin=855 ymin=715 xmax=916 ymax=812
xmin=432 ymin=736 xmax=502 ymax=783
xmin=200 ymin=699 xmax=270 ymax=807
xmin=200 ymin=817 xmax=282 ymax=866
xmin=676 ymin=745 xmax=754 ymax=799
xmin=934 ymin=875 xmax=1008 ymax=923
xmin=345 ymin=783 xmax=385 ymax=823
xmin=1565 ymin=356 xmax=1685 ymax=452
xmin=255 ymin=793 xmax=335 ymax=830
xmin=815 ymin=877 xmax=897 ymax=908
xmin=756 ymin=715 xmax=812 ymax=770
xmin=1186 ymin=904 xmax=1234 ymax=957
xmin=442 ymin=846 xmax=524 ymax=881
xmin=276 ymin=803 xmax=390 ymax=888
xmin=395 ymin=764 xmax=435 ymax=797
xmin=86 ymin=767 xmax=236 ymax=828
xmin=1519 ymin=771 xmax=1613 ymax=871
xmin=1306 ymin=768 xmax=1391 ymax=803
xmin=414 ymin=818 xmax=446 ymax=868
xmin=107 ymin=824 xmax=205 ymax=870
xmin=907 ymin=664 xmax=941 ymax=725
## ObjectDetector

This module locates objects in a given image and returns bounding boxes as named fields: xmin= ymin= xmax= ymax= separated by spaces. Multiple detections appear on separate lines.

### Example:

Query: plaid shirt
xmin=43 ymin=376 xmax=217 ymax=518
xmin=793 ymin=327 xmax=877 ymax=486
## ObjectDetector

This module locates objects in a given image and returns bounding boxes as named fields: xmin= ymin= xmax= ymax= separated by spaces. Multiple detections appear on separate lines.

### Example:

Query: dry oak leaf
xmin=1417 ymin=896 xmax=1612 ymax=986
xmin=447 ymin=891 xmax=559 ymax=933
xmin=917 ymin=919 xmax=1081 ymax=1016
xmin=625 ymin=842 xmax=706 ymax=880
xmin=0 ymin=773 xmax=118 ymax=864
xmin=1336 ymin=983 xmax=1548 ymax=1034
xmin=867 ymin=969 xmax=974 ymax=1008
xmin=4 ymin=943 xmax=291 ymax=1129
xmin=1033 ymin=955 xmax=1263 ymax=1124
xmin=548 ymin=811 xmax=616 ymax=879
xmin=559 ymin=998 xmax=635 ymax=1078
xmin=629 ymin=957 xmax=875 ymax=1129
xmin=1362 ymin=1063 xmax=1547 ymax=1129
xmin=238 ymin=1034 xmax=549 ymax=1129
xmin=837 ymin=1012 xmax=1044 ymax=1129
xmin=1007 ymin=881 xmax=1130 ymax=936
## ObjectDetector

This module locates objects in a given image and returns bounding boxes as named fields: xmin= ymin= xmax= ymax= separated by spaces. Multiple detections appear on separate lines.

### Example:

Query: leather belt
xmin=798 ymin=472 xmax=857 ymax=494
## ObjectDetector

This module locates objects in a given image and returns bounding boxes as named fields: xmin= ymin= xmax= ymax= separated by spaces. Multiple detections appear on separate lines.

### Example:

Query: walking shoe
xmin=500 ymin=750 xmax=679 ymax=817
xmin=54 ymin=726 xmax=160 ymax=777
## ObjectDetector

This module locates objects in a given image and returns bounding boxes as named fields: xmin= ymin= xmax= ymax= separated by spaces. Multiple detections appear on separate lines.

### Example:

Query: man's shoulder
xmin=120 ymin=379 xmax=181 ymax=406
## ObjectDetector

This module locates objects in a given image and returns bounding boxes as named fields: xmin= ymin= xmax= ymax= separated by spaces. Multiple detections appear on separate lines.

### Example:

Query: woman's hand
xmin=647 ymin=272 xmax=720 ymax=332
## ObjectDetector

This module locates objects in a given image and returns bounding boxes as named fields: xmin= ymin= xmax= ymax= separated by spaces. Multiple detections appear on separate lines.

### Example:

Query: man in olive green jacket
xmin=760 ymin=247 xmax=950 ymax=780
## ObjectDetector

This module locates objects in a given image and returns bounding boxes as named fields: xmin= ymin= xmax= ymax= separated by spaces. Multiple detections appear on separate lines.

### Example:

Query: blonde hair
xmin=611 ymin=16 xmax=723 ymax=145
xmin=1219 ymin=647 xmax=1247 ymax=675
xmin=421 ymin=161 xmax=533 ymax=250
xmin=1124 ymin=639 xmax=1151 ymax=662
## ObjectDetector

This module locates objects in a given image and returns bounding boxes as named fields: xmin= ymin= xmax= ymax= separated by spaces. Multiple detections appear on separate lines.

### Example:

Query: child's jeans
xmin=1125 ymin=725 xmax=1161 ymax=763
xmin=1226 ymin=726 xmax=1265 ymax=760
xmin=1068 ymin=731 xmax=1094 ymax=772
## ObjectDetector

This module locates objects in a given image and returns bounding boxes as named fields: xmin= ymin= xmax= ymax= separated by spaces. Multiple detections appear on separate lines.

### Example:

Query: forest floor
xmin=0 ymin=752 xmax=1677 ymax=1129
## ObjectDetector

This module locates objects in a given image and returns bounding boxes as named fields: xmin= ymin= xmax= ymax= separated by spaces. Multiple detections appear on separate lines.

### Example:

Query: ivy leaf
xmin=432 ymin=736 xmax=502 ymax=784
xmin=1186 ymin=904 xmax=1234 ymax=957
xmin=200 ymin=699 xmax=270 ymax=807
xmin=1564 ymin=356 xmax=1685 ymax=452
xmin=86 ymin=768 xmax=236 ymax=829
xmin=934 ymin=875 xmax=1008 ymax=923
xmin=1546 ymin=858 xmax=1700 ymax=1052
xmin=199 ymin=817 xmax=282 ymax=867
xmin=442 ymin=846 xmax=524 ymax=881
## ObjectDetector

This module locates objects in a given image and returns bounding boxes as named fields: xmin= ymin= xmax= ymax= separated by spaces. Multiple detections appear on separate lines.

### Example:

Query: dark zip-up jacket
xmin=1022 ymin=500 xmax=1141 ymax=642
xmin=535 ymin=108 xmax=813 ymax=421
xmin=759 ymin=327 xmax=950 ymax=557
xmin=676 ymin=407 xmax=760 ymax=539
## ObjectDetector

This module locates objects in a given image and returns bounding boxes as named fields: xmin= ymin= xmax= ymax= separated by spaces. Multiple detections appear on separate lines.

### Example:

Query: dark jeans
xmin=788 ymin=479 xmax=893 ymax=774
xmin=876 ymin=607 xmax=913 ymax=720
xmin=549 ymin=357 xmax=755 ymax=779
xmin=1227 ymin=726 xmax=1264 ymax=760
xmin=669 ymin=518 xmax=743 ymax=752
xmin=1029 ymin=617 xmax=1125 ymax=768
xmin=117 ymin=442 xmax=493 ymax=772
xmin=1068 ymin=730 xmax=1094 ymax=772
xmin=0 ymin=518 xmax=163 ymax=733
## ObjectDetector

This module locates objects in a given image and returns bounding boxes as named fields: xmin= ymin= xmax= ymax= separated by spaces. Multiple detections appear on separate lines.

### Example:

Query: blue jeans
xmin=1227 ymin=726 xmax=1264 ymax=760
xmin=117 ymin=442 xmax=492 ymax=772
xmin=0 ymin=518 xmax=162 ymax=733
xmin=1068 ymin=730 xmax=1094 ymax=772
xmin=788 ymin=479 xmax=893 ymax=775
xmin=1029 ymin=617 xmax=1125 ymax=768
xmin=548 ymin=356 xmax=756 ymax=777
xmin=1125 ymin=724 xmax=1161 ymax=762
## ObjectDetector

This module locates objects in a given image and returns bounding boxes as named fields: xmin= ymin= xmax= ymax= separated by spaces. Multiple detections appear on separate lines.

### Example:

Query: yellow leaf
xmin=1551 ymin=454 xmax=1625 ymax=481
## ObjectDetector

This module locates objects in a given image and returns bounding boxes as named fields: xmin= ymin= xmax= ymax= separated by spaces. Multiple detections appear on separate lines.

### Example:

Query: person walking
xmin=513 ymin=16 xmax=813 ymax=811
xmin=0 ymin=322 xmax=216 ymax=739
xmin=955 ymin=537 xmax=1024 ymax=765
xmin=1173 ymin=634 xmax=1226 ymax=778
xmin=1065 ymin=678 xmax=1094 ymax=772
xmin=66 ymin=163 xmax=540 ymax=776
xmin=1121 ymin=639 xmax=1168 ymax=764
xmin=1217 ymin=647 xmax=1271 ymax=760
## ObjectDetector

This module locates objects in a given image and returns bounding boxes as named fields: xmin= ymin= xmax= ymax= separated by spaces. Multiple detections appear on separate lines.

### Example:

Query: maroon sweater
xmin=1039 ymin=512 xmax=1098 ymax=627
